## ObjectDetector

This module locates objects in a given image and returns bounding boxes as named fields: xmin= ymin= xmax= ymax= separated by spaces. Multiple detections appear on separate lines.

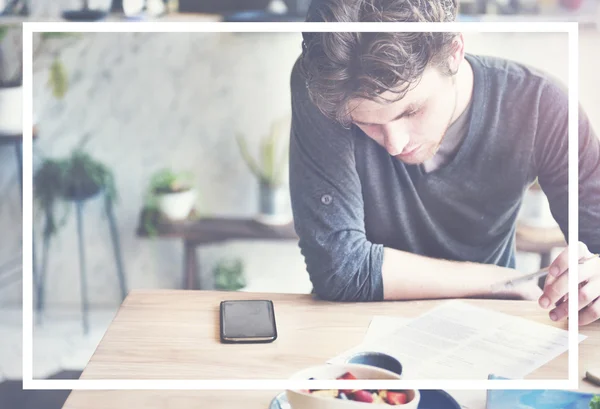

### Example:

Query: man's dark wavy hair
xmin=300 ymin=0 xmax=459 ymax=127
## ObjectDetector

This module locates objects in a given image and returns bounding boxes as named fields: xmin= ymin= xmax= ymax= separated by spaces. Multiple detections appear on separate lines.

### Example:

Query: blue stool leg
xmin=15 ymin=141 xmax=22 ymax=201
xmin=16 ymin=140 xmax=41 ymax=321
xmin=75 ymin=201 xmax=89 ymax=334
xmin=105 ymin=197 xmax=127 ymax=301
xmin=37 ymin=231 xmax=50 ymax=323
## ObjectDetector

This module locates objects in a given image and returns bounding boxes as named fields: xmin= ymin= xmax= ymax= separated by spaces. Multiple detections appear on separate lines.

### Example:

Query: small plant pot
xmin=0 ymin=85 xmax=23 ymax=135
xmin=156 ymin=188 xmax=197 ymax=220
xmin=63 ymin=183 xmax=103 ymax=202
xmin=259 ymin=181 xmax=288 ymax=216
xmin=256 ymin=182 xmax=291 ymax=225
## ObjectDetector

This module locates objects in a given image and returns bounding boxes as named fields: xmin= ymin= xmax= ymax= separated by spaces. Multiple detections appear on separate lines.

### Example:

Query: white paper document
xmin=329 ymin=300 xmax=585 ymax=380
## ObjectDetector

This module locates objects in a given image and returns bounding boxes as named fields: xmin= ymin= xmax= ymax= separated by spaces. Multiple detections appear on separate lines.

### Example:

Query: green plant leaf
xmin=40 ymin=32 xmax=79 ymax=40
xmin=213 ymin=258 xmax=245 ymax=291
xmin=0 ymin=27 xmax=8 ymax=43
xmin=590 ymin=395 xmax=600 ymax=409
xmin=236 ymin=133 xmax=264 ymax=181
xmin=275 ymin=145 xmax=289 ymax=187
xmin=267 ymin=117 xmax=290 ymax=187
xmin=48 ymin=57 xmax=68 ymax=99
xmin=261 ymin=131 xmax=275 ymax=185
xmin=147 ymin=168 xmax=194 ymax=195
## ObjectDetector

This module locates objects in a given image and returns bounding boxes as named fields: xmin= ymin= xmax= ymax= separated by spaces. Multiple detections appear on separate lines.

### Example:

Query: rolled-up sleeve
xmin=288 ymin=59 xmax=384 ymax=302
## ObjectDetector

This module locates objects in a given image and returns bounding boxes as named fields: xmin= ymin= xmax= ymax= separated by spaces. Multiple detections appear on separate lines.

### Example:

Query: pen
xmin=492 ymin=253 xmax=599 ymax=291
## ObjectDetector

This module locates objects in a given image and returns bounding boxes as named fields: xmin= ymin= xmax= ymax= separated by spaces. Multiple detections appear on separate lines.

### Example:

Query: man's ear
xmin=447 ymin=33 xmax=466 ymax=75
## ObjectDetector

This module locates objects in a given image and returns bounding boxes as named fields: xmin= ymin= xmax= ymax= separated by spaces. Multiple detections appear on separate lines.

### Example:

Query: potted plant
xmin=34 ymin=144 xmax=117 ymax=239
xmin=213 ymin=257 xmax=246 ymax=291
xmin=145 ymin=168 xmax=197 ymax=222
xmin=590 ymin=395 xmax=599 ymax=409
xmin=236 ymin=115 xmax=290 ymax=223
xmin=0 ymin=28 xmax=79 ymax=135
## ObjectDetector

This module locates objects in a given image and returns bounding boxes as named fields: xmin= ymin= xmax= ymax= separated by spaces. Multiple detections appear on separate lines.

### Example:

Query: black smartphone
xmin=219 ymin=300 xmax=277 ymax=344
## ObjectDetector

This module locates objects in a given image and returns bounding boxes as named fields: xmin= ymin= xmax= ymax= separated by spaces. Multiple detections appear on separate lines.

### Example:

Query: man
xmin=289 ymin=0 xmax=600 ymax=325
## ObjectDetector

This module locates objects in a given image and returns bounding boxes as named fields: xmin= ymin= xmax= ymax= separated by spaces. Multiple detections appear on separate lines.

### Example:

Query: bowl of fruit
xmin=286 ymin=364 xmax=420 ymax=409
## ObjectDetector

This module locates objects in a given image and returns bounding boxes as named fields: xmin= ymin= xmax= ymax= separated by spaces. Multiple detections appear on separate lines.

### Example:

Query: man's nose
xmin=381 ymin=123 xmax=409 ymax=156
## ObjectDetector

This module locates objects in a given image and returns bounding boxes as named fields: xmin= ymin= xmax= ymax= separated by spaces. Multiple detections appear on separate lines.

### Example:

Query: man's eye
xmin=405 ymin=109 xmax=420 ymax=118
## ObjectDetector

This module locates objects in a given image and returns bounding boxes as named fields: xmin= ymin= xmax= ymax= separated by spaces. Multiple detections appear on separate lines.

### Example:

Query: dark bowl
xmin=344 ymin=351 xmax=403 ymax=376
xmin=62 ymin=9 xmax=108 ymax=22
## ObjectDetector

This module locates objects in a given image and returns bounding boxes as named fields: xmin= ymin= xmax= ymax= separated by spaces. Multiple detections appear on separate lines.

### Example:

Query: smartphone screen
xmin=220 ymin=300 xmax=277 ymax=343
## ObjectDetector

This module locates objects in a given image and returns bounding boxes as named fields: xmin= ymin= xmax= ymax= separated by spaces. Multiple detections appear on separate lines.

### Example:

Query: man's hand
xmin=539 ymin=242 xmax=600 ymax=326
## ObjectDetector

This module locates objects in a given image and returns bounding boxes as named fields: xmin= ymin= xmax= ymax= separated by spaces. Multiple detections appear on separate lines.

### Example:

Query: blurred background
xmin=0 ymin=1 xmax=599 ymax=408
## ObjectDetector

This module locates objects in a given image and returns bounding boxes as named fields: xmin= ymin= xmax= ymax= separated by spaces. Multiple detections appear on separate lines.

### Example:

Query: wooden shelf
xmin=137 ymin=209 xmax=297 ymax=245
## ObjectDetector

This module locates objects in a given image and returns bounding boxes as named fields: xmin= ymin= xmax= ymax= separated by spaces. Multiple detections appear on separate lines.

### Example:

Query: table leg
xmin=75 ymin=201 xmax=89 ymax=335
xmin=183 ymin=241 xmax=199 ymax=290
xmin=17 ymin=141 xmax=41 ymax=319
xmin=15 ymin=141 xmax=22 ymax=203
xmin=105 ymin=197 xmax=128 ymax=301
xmin=36 ymin=231 xmax=50 ymax=322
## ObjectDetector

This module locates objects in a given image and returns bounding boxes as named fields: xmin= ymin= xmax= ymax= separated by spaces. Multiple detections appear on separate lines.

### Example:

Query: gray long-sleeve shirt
xmin=289 ymin=53 xmax=600 ymax=302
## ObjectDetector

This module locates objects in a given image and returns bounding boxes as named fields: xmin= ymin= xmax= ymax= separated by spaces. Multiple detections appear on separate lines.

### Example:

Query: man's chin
xmin=393 ymin=150 xmax=434 ymax=165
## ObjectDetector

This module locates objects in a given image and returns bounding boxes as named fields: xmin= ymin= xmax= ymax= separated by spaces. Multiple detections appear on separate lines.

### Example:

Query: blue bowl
xmin=344 ymin=351 xmax=403 ymax=376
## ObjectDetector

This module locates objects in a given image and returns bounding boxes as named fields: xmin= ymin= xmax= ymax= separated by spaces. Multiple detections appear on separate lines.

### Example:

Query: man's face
xmin=349 ymin=67 xmax=457 ymax=165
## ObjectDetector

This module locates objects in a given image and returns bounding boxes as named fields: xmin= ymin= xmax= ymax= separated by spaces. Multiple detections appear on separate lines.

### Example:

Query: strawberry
xmin=386 ymin=391 xmax=408 ymax=405
xmin=337 ymin=372 xmax=358 ymax=394
xmin=351 ymin=390 xmax=374 ymax=403
xmin=337 ymin=372 xmax=357 ymax=380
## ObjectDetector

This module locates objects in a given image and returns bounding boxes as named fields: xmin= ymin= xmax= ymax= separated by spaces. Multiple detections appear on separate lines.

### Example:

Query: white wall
xmin=0 ymin=29 xmax=598 ymax=308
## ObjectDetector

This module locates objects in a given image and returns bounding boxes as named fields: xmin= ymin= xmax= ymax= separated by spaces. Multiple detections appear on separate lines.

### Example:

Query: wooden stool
xmin=37 ymin=191 xmax=128 ymax=334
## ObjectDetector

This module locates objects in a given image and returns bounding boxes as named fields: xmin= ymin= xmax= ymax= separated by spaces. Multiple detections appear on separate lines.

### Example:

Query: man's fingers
xmin=543 ymin=274 xmax=566 ymax=306
xmin=579 ymin=276 xmax=600 ymax=310
xmin=548 ymin=242 xmax=590 ymax=278
xmin=548 ymin=279 xmax=600 ymax=323
xmin=549 ymin=299 xmax=569 ymax=322
xmin=549 ymin=249 xmax=569 ymax=278
xmin=540 ymin=259 xmax=596 ymax=309
xmin=580 ymin=297 xmax=600 ymax=326
xmin=540 ymin=272 xmax=569 ymax=308
xmin=553 ymin=297 xmax=600 ymax=326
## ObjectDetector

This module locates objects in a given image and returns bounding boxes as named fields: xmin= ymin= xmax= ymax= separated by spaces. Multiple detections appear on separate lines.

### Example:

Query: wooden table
xmin=63 ymin=290 xmax=599 ymax=408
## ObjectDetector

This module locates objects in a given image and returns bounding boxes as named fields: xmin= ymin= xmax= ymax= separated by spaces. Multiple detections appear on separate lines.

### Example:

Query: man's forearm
xmin=381 ymin=247 xmax=522 ymax=300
